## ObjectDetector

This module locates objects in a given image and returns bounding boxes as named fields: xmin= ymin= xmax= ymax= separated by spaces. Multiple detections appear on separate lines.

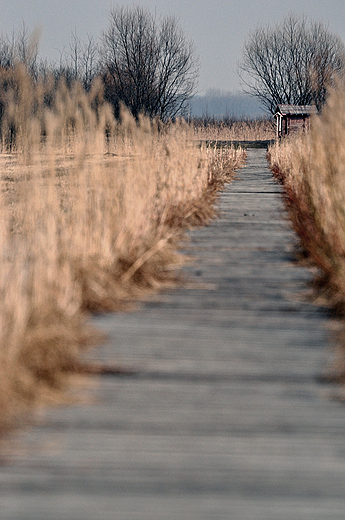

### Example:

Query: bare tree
xmin=49 ymin=31 xmax=99 ymax=90
xmin=239 ymin=14 xmax=345 ymax=113
xmin=0 ymin=24 xmax=40 ymax=73
xmin=67 ymin=30 xmax=99 ymax=90
xmin=100 ymin=6 xmax=199 ymax=119
xmin=15 ymin=23 xmax=41 ymax=77
xmin=0 ymin=33 xmax=15 ymax=68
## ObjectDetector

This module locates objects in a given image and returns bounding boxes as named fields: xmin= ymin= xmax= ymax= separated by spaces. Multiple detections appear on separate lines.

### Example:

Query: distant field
xmin=190 ymin=116 xmax=275 ymax=142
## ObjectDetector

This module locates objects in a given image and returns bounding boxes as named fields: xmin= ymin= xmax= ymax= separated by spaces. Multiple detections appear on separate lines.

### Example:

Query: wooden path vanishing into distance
xmin=2 ymin=148 xmax=345 ymax=519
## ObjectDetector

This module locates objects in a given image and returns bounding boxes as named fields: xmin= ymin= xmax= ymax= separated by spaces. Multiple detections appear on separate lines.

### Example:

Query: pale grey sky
xmin=1 ymin=0 xmax=345 ymax=94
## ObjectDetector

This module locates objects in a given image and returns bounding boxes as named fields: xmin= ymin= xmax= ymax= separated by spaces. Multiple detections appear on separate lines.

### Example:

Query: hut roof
xmin=275 ymin=104 xmax=317 ymax=116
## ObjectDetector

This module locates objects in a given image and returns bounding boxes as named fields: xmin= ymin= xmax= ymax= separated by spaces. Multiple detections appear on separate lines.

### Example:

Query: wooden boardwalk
xmin=1 ymin=149 xmax=345 ymax=519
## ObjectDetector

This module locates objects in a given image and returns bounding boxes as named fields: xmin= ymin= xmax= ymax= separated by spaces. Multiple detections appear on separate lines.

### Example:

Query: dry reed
xmin=268 ymin=81 xmax=345 ymax=316
xmin=190 ymin=117 xmax=275 ymax=142
xmin=0 ymin=65 xmax=246 ymax=430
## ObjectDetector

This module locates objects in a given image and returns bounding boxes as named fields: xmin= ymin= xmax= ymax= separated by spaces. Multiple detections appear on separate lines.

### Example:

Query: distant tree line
xmin=0 ymin=6 xmax=199 ymax=122
xmin=188 ymin=89 xmax=264 ymax=119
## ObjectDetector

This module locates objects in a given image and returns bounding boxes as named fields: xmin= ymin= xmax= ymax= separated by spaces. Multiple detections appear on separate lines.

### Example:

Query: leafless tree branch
xmin=99 ymin=6 xmax=199 ymax=120
xmin=239 ymin=14 xmax=345 ymax=113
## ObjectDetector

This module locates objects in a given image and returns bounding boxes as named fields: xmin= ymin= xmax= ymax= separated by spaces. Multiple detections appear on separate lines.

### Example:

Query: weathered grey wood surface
xmin=1 ymin=149 xmax=345 ymax=519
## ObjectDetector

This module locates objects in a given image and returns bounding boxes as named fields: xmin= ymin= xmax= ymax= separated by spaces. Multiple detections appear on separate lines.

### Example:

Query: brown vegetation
xmin=0 ymin=65 xmax=246 ymax=431
xmin=190 ymin=116 xmax=275 ymax=142
xmin=267 ymin=81 xmax=345 ymax=378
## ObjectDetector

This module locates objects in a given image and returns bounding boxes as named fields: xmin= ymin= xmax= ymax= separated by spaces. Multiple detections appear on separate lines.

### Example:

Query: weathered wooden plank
xmin=1 ymin=149 xmax=345 ymax=520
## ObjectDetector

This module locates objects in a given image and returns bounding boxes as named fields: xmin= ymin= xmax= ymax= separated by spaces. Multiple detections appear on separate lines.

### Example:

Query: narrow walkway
xmin=2 ymin=149 xmax=345 ymax=520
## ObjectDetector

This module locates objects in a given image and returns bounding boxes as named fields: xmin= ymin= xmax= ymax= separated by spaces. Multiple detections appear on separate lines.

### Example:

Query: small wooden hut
xmin=274 ymin=104 xmax=317 ymax=138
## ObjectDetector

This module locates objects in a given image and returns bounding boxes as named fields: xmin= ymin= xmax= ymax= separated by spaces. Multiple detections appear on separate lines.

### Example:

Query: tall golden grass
xmin=190 ymin=117 xmax=275 ymax=142
xmin=0 ymin=65 xmax=246 ymax=430
xmin=268 ymin=81 xmax=345 ymax=317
